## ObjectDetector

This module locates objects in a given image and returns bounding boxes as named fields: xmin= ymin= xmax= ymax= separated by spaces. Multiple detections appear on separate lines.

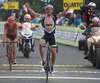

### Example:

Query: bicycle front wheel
xmin=46 ymin=48 xmax=51 ymax=82
xmin=46 ymin=53 xmax=49 ymax=82
xmin=8 ymin=46 xmax=13 ymax=71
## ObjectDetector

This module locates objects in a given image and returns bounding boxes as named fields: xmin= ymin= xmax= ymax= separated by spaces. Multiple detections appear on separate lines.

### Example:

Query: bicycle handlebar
xmin=2 ymin=41 xmax=18 ymax=47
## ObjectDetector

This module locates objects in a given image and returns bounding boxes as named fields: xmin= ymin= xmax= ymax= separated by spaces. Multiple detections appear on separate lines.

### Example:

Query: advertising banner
xmin=63 ymin=0 xmax=83 ymax=10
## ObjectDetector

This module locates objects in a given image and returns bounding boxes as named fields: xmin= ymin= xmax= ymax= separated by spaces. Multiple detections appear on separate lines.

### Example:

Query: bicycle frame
xmin=45 ymin=42 xmax=57 ymax=82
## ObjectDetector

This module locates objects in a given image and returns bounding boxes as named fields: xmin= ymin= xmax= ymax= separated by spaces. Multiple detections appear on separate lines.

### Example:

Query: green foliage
xmin=50 ymin=0 xmax=63 ymax=14
xmin=1 ymin=0 xmax=100 ymax=21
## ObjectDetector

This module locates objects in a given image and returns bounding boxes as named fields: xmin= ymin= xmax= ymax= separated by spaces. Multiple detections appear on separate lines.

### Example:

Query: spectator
xmin=32 ymin=17 xmax=39 ymax=24
xmin=59 ymin=16 xmax=69 ymax=26
xmin=19 ymin=12 xmax=24 ymax=24
xmin=68 ymin=13 xmax=76 ymax=25
xmin=74 ymin=14 xmax=82 ymax=27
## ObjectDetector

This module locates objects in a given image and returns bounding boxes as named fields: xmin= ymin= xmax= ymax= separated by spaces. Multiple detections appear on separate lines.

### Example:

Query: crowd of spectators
xmin=31 ymin=13 xmax=82 ymax=28
xmin=18 ymin=10 xmax=82 ymax=28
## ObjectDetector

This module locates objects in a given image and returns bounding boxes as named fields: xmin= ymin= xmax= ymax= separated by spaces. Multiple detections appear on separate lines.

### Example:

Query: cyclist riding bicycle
xmin=3 ymin=16 xmax=18 ymax=64
xmin=84 ymin=17 xmax=100 ymax=59
xmin=18 ymin=14 xmax=36 ymax=51
xmin=26 ymin=2 xmax=70 ymax=72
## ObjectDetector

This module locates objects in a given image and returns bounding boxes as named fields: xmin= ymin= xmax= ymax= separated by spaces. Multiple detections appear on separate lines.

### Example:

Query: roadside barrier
xmin=0 ymin=22 xmax=84 ymax=46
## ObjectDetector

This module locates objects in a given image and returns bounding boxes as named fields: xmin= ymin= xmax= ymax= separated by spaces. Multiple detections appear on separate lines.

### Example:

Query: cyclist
xmin=26 ymin=2 xmax=70 ymax=71
xmin=84 ymin=17 xmax=100 ymax=59
xmin=3 ymin=16 xmax=18 ymax=64
xmin=19 ymin=14 xmax=36 ymax=52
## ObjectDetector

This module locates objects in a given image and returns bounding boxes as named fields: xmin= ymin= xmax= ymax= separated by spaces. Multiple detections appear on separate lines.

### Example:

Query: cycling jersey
xmin=41 ymin=14 xmax=57 ymax=34
xmin=4 ymin=22 xmax=18 ymax=35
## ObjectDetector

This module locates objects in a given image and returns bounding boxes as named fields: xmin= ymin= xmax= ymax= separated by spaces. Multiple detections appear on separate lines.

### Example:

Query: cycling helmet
xmin=88 ymin=2 xmax=96 ymax=7
xmin=24 ymin=14 xmax=31 ymax=20
xmin=92 ymin=17 xmax=100 ymax=23
xmin=45 ymin=4 xmax=54 ymax=10
xmin=8 ymin=16 xmax=15 ymax=23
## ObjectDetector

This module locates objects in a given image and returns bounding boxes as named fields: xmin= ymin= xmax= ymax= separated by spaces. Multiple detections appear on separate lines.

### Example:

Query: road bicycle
xmin=3 ymin=40 xmax=18 ymax=71
xmin=42 ymin=42 xmax=58 ymax=82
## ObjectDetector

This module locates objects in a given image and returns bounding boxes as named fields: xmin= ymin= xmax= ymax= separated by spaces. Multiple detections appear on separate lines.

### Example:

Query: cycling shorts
xmin=6 ymin=34 xmax=16 ymax=41
xmin=41 ymin=33 xmax=56 ymax=46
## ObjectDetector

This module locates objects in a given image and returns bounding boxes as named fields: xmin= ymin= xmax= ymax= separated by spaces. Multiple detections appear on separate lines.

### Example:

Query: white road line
xmin=0 ymin=40 xmax=2 ymax=42
xmin=0 ymin=76 xmax=100 ymax=80
xmin=0 ymin=70 xmax=100 ymax=74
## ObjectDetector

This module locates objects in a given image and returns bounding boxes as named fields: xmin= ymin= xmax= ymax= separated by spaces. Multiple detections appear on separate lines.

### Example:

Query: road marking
xmin=0 ymin=70 xmax=100 ymax=74
xmin=0 ymin=76 xmax=100 ymax=80
xmin=2 ymin=64 xmax=85 ymax=68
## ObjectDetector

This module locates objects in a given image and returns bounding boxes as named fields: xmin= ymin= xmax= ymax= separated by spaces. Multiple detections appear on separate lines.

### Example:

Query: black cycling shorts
xmin=6 ymin=34 xmax=16 ymax=41
xmin=41 ymin=33 xmax=56 ymax=46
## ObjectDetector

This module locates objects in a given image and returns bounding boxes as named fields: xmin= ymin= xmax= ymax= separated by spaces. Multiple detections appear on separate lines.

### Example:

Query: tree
xmin=50 ymin=0 xmax=63 ymax=14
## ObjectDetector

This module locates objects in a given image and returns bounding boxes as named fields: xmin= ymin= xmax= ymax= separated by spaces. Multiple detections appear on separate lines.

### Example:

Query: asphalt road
xmin=0 ymin=39 xmax=100 ymax=83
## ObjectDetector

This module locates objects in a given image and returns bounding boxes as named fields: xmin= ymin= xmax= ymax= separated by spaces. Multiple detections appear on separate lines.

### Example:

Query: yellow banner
xmin=4 ymin=2 xmax=19 ymax=10
xmin=63 ymin=0 xmax=83 ymax=10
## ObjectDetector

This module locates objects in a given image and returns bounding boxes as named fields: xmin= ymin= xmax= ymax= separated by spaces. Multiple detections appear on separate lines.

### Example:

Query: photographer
xmin=81 ymin=2 xmax=97 ymax=26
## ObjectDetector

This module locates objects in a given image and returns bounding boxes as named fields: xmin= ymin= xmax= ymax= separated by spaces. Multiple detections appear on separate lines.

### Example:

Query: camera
xmin=80 ymin=5 xmax=89 ymax=13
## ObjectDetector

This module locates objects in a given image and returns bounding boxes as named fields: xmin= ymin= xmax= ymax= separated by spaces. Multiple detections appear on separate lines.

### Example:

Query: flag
xmin=66 ymin=10 xmax=74 ymax=14
xmin=23 ymin=4 xmax=27 ymax=13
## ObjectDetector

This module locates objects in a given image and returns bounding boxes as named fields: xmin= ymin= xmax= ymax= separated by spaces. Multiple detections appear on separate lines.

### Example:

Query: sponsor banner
xmin=4 ymin=1 xmax=19 ymax=10
xmin=35 ymin=28 xmax=83 ymax=42
xmin=63 ymin=0 xmax=83 ymax=10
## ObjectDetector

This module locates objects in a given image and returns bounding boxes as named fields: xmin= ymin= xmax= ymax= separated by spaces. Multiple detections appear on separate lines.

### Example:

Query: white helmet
xmin=92 ymin=17 xmax=100 ymax=23
xmin=24 ymin=14 xmax=31 ymax=20
xmin=88 ymin=2 xmax=96 ymax=7
xmin=45 ymin=4 xmax=54 ymax=10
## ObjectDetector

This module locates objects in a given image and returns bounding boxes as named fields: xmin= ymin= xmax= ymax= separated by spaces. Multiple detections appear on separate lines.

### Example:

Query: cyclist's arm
xmin=57 ymin=3 xmax=70 ymax=18
xmin=26 ymin=3 xmax=41 ymax=17
xmin=14 ymin=24 xmax=19 ymax=41
xmin=16 ymin=24 xmax=19 ymax=40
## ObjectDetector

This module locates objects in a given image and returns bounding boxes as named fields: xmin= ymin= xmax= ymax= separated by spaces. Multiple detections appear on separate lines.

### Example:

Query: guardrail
xmin=0 ymin=22 xmax=84 ymax=47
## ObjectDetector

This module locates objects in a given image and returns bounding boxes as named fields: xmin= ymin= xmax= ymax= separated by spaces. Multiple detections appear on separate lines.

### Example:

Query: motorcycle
xmin=19 ymin=22 xmax=38 ymax=58
xmin=78 ymin=26 xmax=100 ymax=69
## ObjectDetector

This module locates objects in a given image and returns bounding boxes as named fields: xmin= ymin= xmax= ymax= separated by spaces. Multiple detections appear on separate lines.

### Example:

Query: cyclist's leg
xmin=5 ymin=35 xmax=10 ymax=59
xmin=49 ymin=35 xmax=56 ymax=70
xmin=13 ymin=43 xmax=17 ymax=64
xmin=11 ymin=34 xmax=17 ymax=64
xmin=39 ymin=35 xmax=47 ymax=66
